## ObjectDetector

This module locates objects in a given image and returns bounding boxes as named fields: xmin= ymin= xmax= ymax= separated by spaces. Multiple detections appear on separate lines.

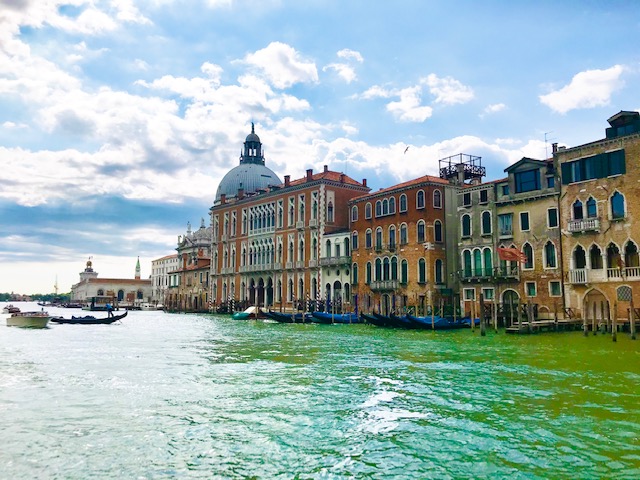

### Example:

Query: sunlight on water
xmin=1 ymin=302 xmax=639 ymax=479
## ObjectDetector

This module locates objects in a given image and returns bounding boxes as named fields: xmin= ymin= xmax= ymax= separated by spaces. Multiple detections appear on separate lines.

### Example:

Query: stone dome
xmin=214 ymin=123 xmax=282 ymax=202
xmin=215 ymin=163 xmax=281 ymax=201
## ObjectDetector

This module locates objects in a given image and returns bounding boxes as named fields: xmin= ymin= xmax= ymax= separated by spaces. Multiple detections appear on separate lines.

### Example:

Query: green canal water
xmin=1 ymin=303 xmax=639 ymax=479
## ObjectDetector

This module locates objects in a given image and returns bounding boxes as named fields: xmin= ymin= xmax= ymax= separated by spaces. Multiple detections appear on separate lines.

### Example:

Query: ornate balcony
xmin=309 ymin=219 xmax=318 ymax=228
xmin=296 ymin=221 xmax=305 ymax=230
xmin=568 ymin=218 xmax=600 ymax=234
xmin=568 ymin=269 xmax=587 ymax=284
xmin=369 ymin=280 xmax=399 ymax=291
xmin=320 ymin=256 xmax=351 ymax=267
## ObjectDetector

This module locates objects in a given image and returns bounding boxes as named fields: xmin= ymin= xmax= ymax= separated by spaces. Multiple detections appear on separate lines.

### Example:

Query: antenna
xmin=544 ymin=131 xmax=555 ymax=159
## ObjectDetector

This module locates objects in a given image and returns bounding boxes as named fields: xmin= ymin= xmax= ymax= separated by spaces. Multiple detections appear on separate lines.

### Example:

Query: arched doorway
xmin=249 ymin=279 xmax=256 ymax=305
xmin=583 ymin=288 xmax=609 ymax=332
xmin=266 ymin=278 xmax=274 ymax=307
xmin=333 ymin=280 xmax=342 ymax=312
xmin=257 ymin=278 xmax=265 ymax=306
xmin=381 ymin=293 xmax=391 ymax=315
xmin=502 ymin=289 xmax=520 ymax=326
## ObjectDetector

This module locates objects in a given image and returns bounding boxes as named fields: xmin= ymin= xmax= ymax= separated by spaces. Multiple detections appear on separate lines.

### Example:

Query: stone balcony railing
xmin=568 ymin=217 xmax=600 ymax=234
xmin=319 ymin=256 xmax=351 ymax=267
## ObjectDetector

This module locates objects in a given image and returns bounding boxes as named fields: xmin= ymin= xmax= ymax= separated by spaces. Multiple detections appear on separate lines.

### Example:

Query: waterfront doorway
xmin=583 ymin=288 xmax=609 ymax=331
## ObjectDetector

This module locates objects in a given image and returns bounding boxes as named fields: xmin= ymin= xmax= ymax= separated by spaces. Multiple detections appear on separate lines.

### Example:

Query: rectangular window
xmin=561 ymin=150 xmax=626 ymax=184
xmin=498 ymin=213 xmax=513 ymax=236
xmin=550 ymin=281 xmax=562 ymax=296
xmin=479 ymin=189 xmax=488 ymax=204
xmin=481 ymin=288 xmax=494 ymax=300
xmin=502 ymin=185 xmax=510 ymax=196
xmin=514 ymin=169 xmax=540 ymax=193
xmin=526 ymin=282 xmax=536 ymax=297
xmin=464 ymin=288 xmax=476 ymax=301
xmin=547 ymin=208 xmax=558 ymax=228
xmin=520 ymin=212 xmax=530 ymax=231
xmin=463 ymin=192 xmax=471 ymax=206
xmin=546 ymin=176 xmax=555 ymax=188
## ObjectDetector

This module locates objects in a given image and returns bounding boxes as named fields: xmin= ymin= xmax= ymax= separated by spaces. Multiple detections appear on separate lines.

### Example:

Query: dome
xmin=245 ymin=132 xmax=260 ymax=143
xmin=215 ymin=163 xmax=281 ymax=201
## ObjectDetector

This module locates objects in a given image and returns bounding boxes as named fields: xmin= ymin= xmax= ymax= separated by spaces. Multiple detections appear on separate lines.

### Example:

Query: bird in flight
xmin=404 ymin=146 xmax=410 ymax=154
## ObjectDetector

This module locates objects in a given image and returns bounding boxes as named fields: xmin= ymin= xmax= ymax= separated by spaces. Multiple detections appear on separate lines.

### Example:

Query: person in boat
xmin=106 ymin=303 xmax=114 ymax=317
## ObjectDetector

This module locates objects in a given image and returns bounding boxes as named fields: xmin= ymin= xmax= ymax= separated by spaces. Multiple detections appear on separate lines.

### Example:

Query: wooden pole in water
xmin=517 ymin=300 xmax=522 ymax=332
xmin=612 ymin=301 xmax=617 ymax=342
xmin=471 ymin=300 xmax=476 ymax=331
xmin=630 ymin=294 xmax=636 ymax=340
xmin=480 ymin=293 xmax=486 ymax=336
xmin=553 ymin=301 xmax=558 ymax=332
xmin=431 ymin=290 xmax=435 ymax=330
xmin=527 ymin=299 xmax=533 ymax=334
xmin=601 ymin=301 xmax=607 ymax=334
xmin=583 ymin=300 xmax=589 ymax=337
xmin=494 ymin=298 xmax=498 ymax=333
xmin=592 ymin=301 xmax=597 ymax=335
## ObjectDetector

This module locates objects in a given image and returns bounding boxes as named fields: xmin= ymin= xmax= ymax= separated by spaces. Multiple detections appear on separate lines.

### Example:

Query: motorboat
xmin=6 ymin=311 xmax=50 ymax=328
xmin=2 ymin=304 xmax=20 ymax=314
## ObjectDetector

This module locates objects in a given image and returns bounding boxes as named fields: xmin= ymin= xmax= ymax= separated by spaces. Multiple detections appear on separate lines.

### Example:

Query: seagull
xmin=404 ymin=146 xmax=410 ymax=154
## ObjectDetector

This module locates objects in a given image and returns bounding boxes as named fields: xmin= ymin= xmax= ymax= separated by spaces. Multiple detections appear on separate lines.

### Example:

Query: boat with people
xmin=6 ymin=311 xmax=50 ymax=328
xmin=50 ymin=311 xmax=127 ymax=325
xmin=311 ymin=311 xmax=360 ymax=324
xmin=2 ymin=304 xmax=21 ymax=314
xmin=232 ymin=306 xmax=267 ymax=320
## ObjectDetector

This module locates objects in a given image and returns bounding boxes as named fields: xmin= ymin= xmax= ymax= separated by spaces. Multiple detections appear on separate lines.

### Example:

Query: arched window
xmin=606 ymin=243 xmax=621 ymax=270
xmin=590 ymin=244 xmax=603 ymax=269
xmin=574 ymin=245 xmax=587 ymax=269
xmin=625 ymin=241 xmax=639 ymax=268
xmin=391 ymin=257 xmax=398 ymax=280
xmin=352 ymin=231 xmax=359 ymax=250
xmin=573 ymin=199 xmax=583 ymax=220
xmin=611 ymin=191 xmax=625 ymax=219
xmin=383 ymin=257 xmax=390 ymax=281
xmin=418 ymin=258 xmax=426 ymax=283
xmin=366 ymin=262 xmax=372 ymax=284
xmin=388 ymin=226 xmax=396 ymax=249
xmin=351 ymin=206 xmax=358 ymax=222
xmin=523 ymin=243 xmax=533 ymax=269
xmin=433 ymin=189 xmax=442 ymax=208
xmin=586 ymin=197 xmax=597 ymax=218
xmin=382 ymin=199 xmax=389 ymax=215
xmin=352 ymin=263 xmax=358 ymax=284
xmin=473 ymin=249 xmax=482 ymax=276
xmin=399 ymin=194 xmax=407 ymax=212
xmin=482 ymin=211 xmax=491 ymax=235
xmin=401 ymin=259 xmax=408 ymax=284
xmin=435 ymin=259 xmax=443 ymax=284
xmin=416 ymin=190 xmax=425 ymax=209
xmin=400 ymin=224 xmax=408 ymax=244
xmin=417 ymin=220 xmax=426 ymax=243
xmin=462 ymin=214 xmax=471 ymax=237
xmin=544 ymin=241 xmax=557 ymax=268
xmin=375 ymin=200 xmax=382 ymax=217
xmin=375 ymin=258 xmax=382 ymax=281
xmin=483 ymin=248 xmax=493 ymax=276
xmin=463 ymin=250 xmax=472 ymax=277
xmin=365 ymin=202 xmax=372 ymax=219
xmin=365 ymin=229 xmax=372 ymax=249
xmin=434 ymin=220 xmax=443 ymax=243
xmin=389 ymin=197 xmax=396 ymax=214
xmin=375 ymin=227 xmax=383 ymax=250
xmin=327 ymin=202 xmax=334 ymax=222
xmin=325 ymin=240 xmax=331 ymax=258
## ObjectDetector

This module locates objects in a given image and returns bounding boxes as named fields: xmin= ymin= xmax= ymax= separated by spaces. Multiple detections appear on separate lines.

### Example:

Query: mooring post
xmin=471 ymin=301 xmax=476 ymax=331
xmin=612 ymin=301 xmax=618 ymax=342
xmin=493 ymin=299 xmax=498 ymax=333
xmin=527 ymin=299 xmax=533 ymax=334
xmin=583 ymin=303 xmax=589 ymax=337
xmin=630 ymin=295 xmax=636 ymax=340
xmin=553 ymin=301 xmax=559 ymax=332
xmin=480 ymin=293 xmax=486 ymax=336
xmin=517 ymin=300 xmax=522 ymax=332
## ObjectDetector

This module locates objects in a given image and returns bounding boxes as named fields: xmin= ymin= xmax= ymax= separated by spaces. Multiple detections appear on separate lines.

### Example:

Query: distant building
xmin=319 ymin=229 xmax=351 ymax=312
xmin=151 ymin=254 xmax=179 ymax=304
xmin=70 ymin=258 xmax=152 ymax=308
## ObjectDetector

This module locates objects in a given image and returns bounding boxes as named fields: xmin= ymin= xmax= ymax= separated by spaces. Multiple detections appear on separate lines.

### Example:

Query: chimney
xmin=284 ymin=175 xmax=290 ymax=187
xmin=362 ymin=178 xmax=367 ymax=187
xmin=306 ymin=169 xmax=313 ymax=181
xmin=552 ymin=142 xmax=558 ymax=154
xmin=323 ymin=165 xmax=328 ymax=173
xmin=237 ymin=187 xmax=244 ymax=199
xmin=340 ymin=173 xmax=345 ymax=183
xmin=220 ymin=193 xmax=226 ymax=204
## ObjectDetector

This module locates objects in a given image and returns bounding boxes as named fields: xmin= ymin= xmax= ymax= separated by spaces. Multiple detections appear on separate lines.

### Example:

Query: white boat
xmin=2 ymin=304 xmax=20 ymax=314
xmin=140 ymin=303 xmax=163 ymax=311
xmin=6 ymin=311 xmax=50 ymax=328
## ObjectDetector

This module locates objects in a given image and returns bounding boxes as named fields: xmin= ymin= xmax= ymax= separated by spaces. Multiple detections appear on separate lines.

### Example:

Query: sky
xmin=0 ymin=0 xmax=639 ymax=295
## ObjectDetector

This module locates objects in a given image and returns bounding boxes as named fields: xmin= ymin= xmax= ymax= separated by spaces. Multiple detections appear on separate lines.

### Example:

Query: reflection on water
xmin=1 ymin=302 xmax=639 ymax=479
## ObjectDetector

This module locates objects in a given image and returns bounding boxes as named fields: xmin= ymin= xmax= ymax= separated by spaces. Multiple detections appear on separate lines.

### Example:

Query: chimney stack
xmin=323 ymin=165 xmax=328 ymax=173
xmin=306 ymin=169 xmax=313 ymax=181
xmin=284 ymin=175 xmax=290 ymax=187
xmin=362 ymin=178 xmax=367 ymax=187
xmin=340 ymin=173 xmax=345 ymax=183
xmin=552 ymin=142 xmax=558 ymax=154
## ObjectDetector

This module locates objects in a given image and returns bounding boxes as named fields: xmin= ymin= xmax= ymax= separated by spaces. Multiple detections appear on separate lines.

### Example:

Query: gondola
xmin=310 ymin=312 xmax=360 ymax=324
xmin=50 ymin=311 xmax=127 ymax=325
xmin=375 ymin=312 xmax=415 ymax=329
xmin=360 ymin=312 xmax=388 ymax=326
xmin=406 ymin=313 xmax=475 ymax=330
xmin=264 ymin=310 xmax=311 ymax=323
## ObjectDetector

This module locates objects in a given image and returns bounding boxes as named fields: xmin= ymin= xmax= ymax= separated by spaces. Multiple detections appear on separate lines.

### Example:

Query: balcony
xmin=273 ymin=262 xmax=282 ymax=271
xmin=568 ymin=218 xmax=600 ymax=234
xmin=498 ymin=228 xmax=513 ymax=239
xmin=569 ymin=269 xmax=588 ymax=284
xmin=461 ymin=266 xmax=519 ymax=282
xmin=625 ymin=266 xmax=640 ymax=279
xmin=320 ymin=256 xmax=351 ymax=267
xmin=221 ymin=234 xmax=228 ymax=242
xmin=309 ymin=219 xmax=318 ymax=228
xmin=295 ymin=260 xmax=305 ymax=269
xmin=296 ymin=221 xmax=305 ymax=230
xmin=370 ymin=280 xmax=399 ymax=291
xmin=285 ymin=261 xmax=293 ymax=269
xmin=607 ymin=267 xmax=622 ymax=280
xmin=308 ymin=259 xmax=318 ymax=268
xmin=387 ymin=242 xmax=397 ymax=252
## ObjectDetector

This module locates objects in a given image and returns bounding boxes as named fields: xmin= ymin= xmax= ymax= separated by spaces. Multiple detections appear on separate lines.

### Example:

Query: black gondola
xmin=50 ymin=311 xmax=128 ymax=325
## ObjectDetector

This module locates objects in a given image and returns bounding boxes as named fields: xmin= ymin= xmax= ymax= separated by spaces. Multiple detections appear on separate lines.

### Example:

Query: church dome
xmin=215 ymin=123 xmax=282 ymax=202
xmin=215 ymin=163 xmax=281 ymax=201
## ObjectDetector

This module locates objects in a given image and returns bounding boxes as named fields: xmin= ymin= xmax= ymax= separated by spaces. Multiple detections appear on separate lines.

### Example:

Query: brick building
xmin=557 ymin=110 xmax=640 ymax=324
xmin=209 ymin=126 xmax=369 ymax=311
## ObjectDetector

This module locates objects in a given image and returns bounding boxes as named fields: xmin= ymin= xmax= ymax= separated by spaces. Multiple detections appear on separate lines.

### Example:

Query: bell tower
xmin=135 ymin=257 xmax=141 ymax=280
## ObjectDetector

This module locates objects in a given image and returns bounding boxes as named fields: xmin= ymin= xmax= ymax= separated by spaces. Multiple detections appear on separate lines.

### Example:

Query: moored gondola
xmin=50 ymin=311 xmax=128 ymax=325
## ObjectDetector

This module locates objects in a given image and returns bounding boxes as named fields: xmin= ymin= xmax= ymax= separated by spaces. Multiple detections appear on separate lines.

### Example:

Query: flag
xmin=497 ymin=247 xmax=527 ymax=263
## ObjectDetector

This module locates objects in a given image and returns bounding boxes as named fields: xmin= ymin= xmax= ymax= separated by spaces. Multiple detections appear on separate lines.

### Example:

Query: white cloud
xmin=423 ymin=74 xmax=474 ymax=105
xmin=323 ymin=63 xmax=357 ymax=83
xmin=359 ymin=85 xmax=394 ymax=100
xmin=337 ymin=49 xmax=363 ymax=63
xmin=386 ymin=86 xmax=433 ymax=122
xmin=539 ymin=65 xmax=625 ymax=114
xmin=481 ymin=103 xmax=506 ymax=117
xmin=243 ymin=42 xmax=318 ymax=89
xmin=2 ymin=121 xmax=28 ymax=129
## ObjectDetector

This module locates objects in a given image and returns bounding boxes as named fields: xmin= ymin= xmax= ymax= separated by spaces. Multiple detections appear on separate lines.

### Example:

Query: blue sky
xmin=1 ymin=0 xmax=638 ymax=294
